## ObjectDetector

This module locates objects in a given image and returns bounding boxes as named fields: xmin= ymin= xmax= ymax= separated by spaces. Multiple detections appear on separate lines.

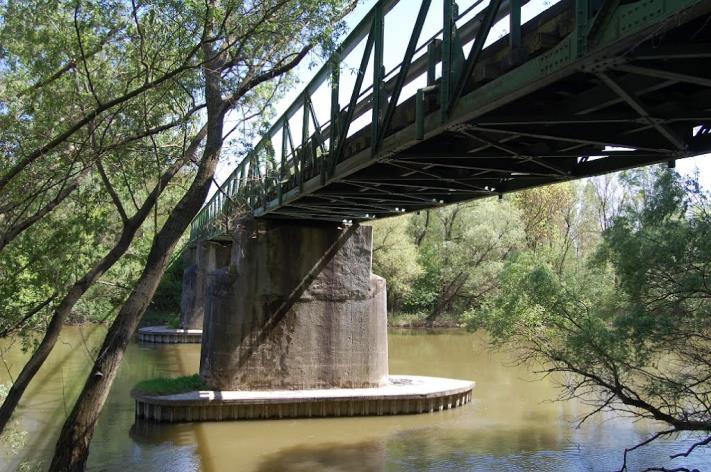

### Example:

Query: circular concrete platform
xmin=136 ymin=326 xmax=202 ymax=344
xmin=133 ymin=375 xmax=474 ymax=422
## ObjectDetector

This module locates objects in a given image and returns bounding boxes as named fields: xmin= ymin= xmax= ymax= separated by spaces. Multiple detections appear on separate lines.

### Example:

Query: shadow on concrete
xmin=232 ymin=222 xmax=359 ymax=371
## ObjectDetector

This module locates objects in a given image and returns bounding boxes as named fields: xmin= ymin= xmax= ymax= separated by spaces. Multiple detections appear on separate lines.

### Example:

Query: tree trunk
xmin=415 ymin=210 xmax=430 ymax=246
xmin=47 ymin=52 xmax=225 ymax=471
xmin=48 ymin=132 xmax=221 ymax=472
xmin=425 ymin=272 xmax=468 ymax=327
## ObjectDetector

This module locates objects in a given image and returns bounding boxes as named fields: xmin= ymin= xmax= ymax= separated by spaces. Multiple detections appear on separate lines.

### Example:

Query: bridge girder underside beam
xmin=265 ymin=9 xmax=711 ymax=223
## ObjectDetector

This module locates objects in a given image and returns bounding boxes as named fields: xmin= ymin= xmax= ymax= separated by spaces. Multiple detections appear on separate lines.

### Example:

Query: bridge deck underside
xmin=259 ymin=2 xmax=711 ymax=223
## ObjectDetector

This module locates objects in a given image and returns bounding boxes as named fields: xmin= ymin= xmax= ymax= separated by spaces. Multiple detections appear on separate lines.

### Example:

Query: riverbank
xmin=138 ymin=310 xmax=466 ymax=330
xmin=387 ymin=312 xmax=464 ymax=329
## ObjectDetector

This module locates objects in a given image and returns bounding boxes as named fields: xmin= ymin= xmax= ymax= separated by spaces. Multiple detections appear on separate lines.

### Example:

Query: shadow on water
xmin=249 ymin=426 xmax=711 ymax=472
xmin=255 ymin=440 xmax=387 ymax=472
xmin=248 ymin=427 xmax=568 ymax=472
xmin=129 ymin=421 xmax=196 ymax=446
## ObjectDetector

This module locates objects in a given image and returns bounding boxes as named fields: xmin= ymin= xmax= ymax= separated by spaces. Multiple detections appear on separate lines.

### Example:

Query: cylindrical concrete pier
xmin=200 ymin=219 xmax=388 ymax=390
xmin=180 ymin=240 xmax=231 ymax=330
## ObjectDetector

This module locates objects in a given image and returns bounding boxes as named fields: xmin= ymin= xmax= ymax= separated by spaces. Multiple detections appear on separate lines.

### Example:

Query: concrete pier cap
xmin=200 ymin=218 xmax=389 ymax=391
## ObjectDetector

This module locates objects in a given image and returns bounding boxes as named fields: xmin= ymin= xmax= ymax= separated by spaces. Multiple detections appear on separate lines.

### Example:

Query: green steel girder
xmin=190 ymin=0 xmax=711 ymax=242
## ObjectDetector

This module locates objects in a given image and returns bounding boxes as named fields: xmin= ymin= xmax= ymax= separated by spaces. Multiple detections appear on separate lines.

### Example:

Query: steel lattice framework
xmin=190 ymin=0 xmax=711 ymax=242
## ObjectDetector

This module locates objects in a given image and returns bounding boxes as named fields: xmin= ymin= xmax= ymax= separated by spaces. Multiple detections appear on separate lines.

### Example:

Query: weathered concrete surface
xmin=180 ymin=240 xmax=231 ymax=330
xmin=136 ymin=326 xmax=202 ymax=344
xmin=200 ymin=219 xmax=388 ymax=390
xmin=133 ymin=375 xmax=474 ymax=422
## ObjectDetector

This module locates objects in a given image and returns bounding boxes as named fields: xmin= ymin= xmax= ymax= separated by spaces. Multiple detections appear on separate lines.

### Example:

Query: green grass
xmin=133 ymin=374 xmax=207 ymax=396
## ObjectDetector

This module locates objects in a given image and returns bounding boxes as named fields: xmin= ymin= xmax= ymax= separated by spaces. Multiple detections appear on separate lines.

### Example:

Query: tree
xmin=28 ymin=1 xmax=356 ymax=470
xmin=0 ymin=0 xmax=214 ymax=434
xmin=371 ymin=215 xmax=422 ymax=311
xmin=473 ymin=167 xmax=711 ymax=470
xmin=406 ymin=199 xmax=525 ymax=325
xmin=0 ymin=123 xmax=200 ymax=435
xmin=513 ymin=183 xmax=576 ymax=252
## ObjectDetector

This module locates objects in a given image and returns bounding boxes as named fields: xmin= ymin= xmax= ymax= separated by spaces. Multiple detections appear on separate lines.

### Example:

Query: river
xmin=0 ymin=326 xmax=708 ymax=471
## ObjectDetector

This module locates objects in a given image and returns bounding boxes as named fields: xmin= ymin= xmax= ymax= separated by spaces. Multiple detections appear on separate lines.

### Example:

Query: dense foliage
xmin=465 ymin=168 xmax=711 ymax=466
xmin=372 ymin=178 xmax=604 ymax=326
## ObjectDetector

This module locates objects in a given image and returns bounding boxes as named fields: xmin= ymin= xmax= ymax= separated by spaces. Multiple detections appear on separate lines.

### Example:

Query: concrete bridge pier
xmin=200 ymin=219 xmax=389 ymax=390
xmin=134 ymin=219 xmax=474 ymax=420
xmin=180 ymin=240 xmax=232 ymax=330
xmin=137 ymin=239 xmax=230 ymax=343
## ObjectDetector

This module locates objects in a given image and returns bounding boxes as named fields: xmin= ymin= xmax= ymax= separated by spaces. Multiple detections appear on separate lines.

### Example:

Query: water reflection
xmin=248 ymin=425 xmax=709 ymax=472
xmin=1 ymin=327 xmax=709 ymax=471
xmin=256 ymin=441 xmax=386 ymax=472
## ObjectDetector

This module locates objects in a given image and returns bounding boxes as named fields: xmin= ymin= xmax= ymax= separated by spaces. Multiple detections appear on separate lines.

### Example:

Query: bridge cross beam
xmin=454 ymin=124 xmax=572 ymax=178
xmin=595 ymin=72 xmax=688 ymax=153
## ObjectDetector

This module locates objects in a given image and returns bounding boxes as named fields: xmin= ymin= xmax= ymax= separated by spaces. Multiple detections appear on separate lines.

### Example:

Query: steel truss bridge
xmin=190 ymin=0 xmax=711 ymax=242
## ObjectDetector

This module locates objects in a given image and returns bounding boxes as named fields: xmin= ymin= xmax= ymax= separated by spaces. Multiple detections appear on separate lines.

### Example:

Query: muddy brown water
xmin=1 ymin=326 xmax=709 ymax=471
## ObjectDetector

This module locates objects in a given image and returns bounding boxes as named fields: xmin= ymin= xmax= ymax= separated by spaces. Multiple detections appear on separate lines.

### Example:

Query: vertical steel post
xmin=509 ymin=0 xmax=521 ymax=49
xmin=372 ymin=3 xmax=384 ymax=154
xmin=575 ymin=0 xmax=590 ymax=57
xmin=302 ymin=97 xmax=310 ymax=149
xmin=279 ymin=124 xmax=288 ymax=204
xmin=326 ymin=56 xmax=340 ymax=183
xmin=262 ymin=144 xmax=270 ymax=210
xmin=301 ymin=97 xmax=310 ymax=191
xmin=416 ymin=88 xmax=425 ymax=139
xmin=426 ymin=39 xmax=440 ymax=86
xmin=441 ymin=0 xmax=455 ymax=121
xmin=239 ymin=161 xmax=246 ymax=195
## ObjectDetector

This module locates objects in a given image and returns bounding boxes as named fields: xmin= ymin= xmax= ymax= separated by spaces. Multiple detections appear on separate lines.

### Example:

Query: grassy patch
xmin=388 ymin=311 xmax=464 ymax=328
xmin=388 ymin=311 xmax=428 ymax=327
xmin=133 ymin=374 xmax=207 ymax=396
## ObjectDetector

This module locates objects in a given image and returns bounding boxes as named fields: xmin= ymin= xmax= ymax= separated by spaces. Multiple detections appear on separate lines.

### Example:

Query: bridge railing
xmin=189 ymin=0 xmax=572 ymax=241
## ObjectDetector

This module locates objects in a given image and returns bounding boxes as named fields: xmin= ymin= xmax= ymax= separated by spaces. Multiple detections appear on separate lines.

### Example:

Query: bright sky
xmin=211 ymin=0 xmax=711 ymax=197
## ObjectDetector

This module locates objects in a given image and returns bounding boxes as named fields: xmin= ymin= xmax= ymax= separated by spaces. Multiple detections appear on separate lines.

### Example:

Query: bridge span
xmin=190 ymin=0 xmax=711 ymax=241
